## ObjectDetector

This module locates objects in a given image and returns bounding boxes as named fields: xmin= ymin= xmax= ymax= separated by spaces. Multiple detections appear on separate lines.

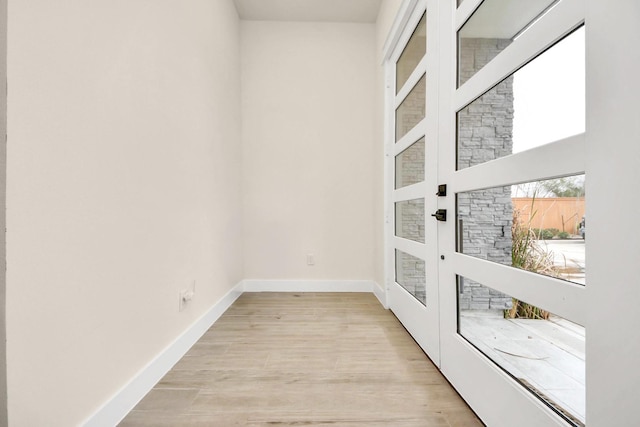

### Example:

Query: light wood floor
xmin=119 ymin=292 xmax=482 ymax=426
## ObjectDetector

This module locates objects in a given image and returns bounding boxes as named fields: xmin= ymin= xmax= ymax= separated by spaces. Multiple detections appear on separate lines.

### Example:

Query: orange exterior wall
xmin=512 ymin=197 xmax=586 ymax=234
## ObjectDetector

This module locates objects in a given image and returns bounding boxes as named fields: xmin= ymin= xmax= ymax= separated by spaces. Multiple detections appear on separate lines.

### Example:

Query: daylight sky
xmin=512 ymin=26 xmax=585 ymax=153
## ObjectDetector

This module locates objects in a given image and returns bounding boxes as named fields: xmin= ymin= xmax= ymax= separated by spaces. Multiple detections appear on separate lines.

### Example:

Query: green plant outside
xmin=505 ymin=199 xmax=559 ymax=320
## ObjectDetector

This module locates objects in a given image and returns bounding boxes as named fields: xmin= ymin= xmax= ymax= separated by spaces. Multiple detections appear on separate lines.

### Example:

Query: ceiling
xmin=233 ymin=0 xmax=384 ymax=23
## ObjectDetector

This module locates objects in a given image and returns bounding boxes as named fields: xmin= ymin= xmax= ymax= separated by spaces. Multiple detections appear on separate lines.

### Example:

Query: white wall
xmin=241 ymin=21 xmax=377 ymax=281
xmin=374 ymin=0 xmax=403 ymax=289
xmin=5 ymin=0 xmax=242 ymax=425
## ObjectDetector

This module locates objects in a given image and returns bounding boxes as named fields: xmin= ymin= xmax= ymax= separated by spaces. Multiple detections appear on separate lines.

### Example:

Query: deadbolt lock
xmin=431 ymin=209 xmax=447 ymax=222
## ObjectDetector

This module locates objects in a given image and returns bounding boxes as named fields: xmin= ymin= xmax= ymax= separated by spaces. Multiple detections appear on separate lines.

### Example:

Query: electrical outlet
xmin=179 ymin=280 xmax=197 ymax=312
xmin=307 ymin=253 xmax=315 ymax=265
xmin=179 ymin=289 xmax=194 ymax=312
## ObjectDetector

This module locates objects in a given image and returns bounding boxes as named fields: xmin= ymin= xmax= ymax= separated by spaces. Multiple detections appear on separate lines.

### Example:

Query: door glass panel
xmin=458 ymin=0 xmax=559 ymax=86
xmin=396 ymin=75 xmax=426 ymax=142
xmin=457 ymin=26 xmax=584 ymax=170
xmin=395 ymin=250 xmax=426 ymax=305
xmin=457 ymin=275 xmax=585 ymax=426
xmin=396 ymin=13 xmax=426 ymax=93
xmin=395 ymin=199 xmax=425 ymax=243
xmin=457 ymin=175 xmax=586 ymax=285
xmin=395 ymin=137 xmax=425 ymax=189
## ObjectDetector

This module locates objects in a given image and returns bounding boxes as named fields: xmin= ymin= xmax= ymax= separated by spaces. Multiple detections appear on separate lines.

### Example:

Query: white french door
xmin=440 ymin=1 xmax=587 ymax=425
xmin=386 ymin=0 xmax=590 ymax=426
xmin=385 ymin=0 xmax=441 ymax=363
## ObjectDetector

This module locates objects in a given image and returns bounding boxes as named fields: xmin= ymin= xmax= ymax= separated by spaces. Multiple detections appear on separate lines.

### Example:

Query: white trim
xmin=383 ymin=57 xmax=395 ymax=324
xmin=393 ymin=236 xmax=426 ymax=260
xmin=395 ymin=118 xmax=427 ymax=154
xmin=81 ymin=282 xmax=244 ymax=427
xmin=453 ymin=253 xmax=586 ymax=325
xmin=372 ymin=281 xmax=388 ymax=308
xmin=452 ymin=133 xmax=585 ymax=193
xmin=242 ymin=279 xmax=376 ymax=293
xmin=393 ymin=181 xmax=427 ymax=202
xmin=395 ymin=57 xmax=427 ymax=107
xmin=455 ymin=0 xmax=483 ymax=32
xmin=382 ymin=0 xmax=420 ymax=63
xmin=441 ymin=332 xmax=569 ymax=427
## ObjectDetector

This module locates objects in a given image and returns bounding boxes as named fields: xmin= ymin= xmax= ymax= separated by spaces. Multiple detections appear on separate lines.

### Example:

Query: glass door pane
xmin=396 ymin=75 xmax=426 ymax=142
xmin=457 ymin=175 xmax=586 ymax=285
xmin=457 ymin=26 xmax=585 ymax=170
xmin=457 ymin=275 xmax=585 ymax=425
xmin=396 ymin=13 xmax=426 ymax=92
xmin=396 ymin=250 xmax=427 ymax=305
xmin=395 ymin=137 xmax=425 ymax=189
xmin=457 ymin=0 xmax=560 ymax=86
xmin=395 ymin=199 xmax=425 ymax=243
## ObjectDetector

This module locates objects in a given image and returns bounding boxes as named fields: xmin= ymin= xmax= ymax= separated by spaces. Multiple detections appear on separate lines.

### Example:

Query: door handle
xmin=431 ymin=209 xmax=447 ymax=222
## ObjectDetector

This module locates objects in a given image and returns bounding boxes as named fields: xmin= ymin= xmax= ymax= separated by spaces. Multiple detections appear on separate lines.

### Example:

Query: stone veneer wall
xmin=457 ymin=38 xmax=514 ymax=310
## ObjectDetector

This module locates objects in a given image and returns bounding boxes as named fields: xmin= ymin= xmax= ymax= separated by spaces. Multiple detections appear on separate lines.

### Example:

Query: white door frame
xmin=383 ymin=0 xmax=442 ymax=364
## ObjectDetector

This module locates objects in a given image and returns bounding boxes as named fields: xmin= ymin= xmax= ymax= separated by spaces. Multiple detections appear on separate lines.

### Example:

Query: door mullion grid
xmin=453 ymin=253 xmax=586 ymax=325
xmin=394 ymin=118 xmax=427 ymax=155
xmin=439 ymin=0 xmax=588 ymax=425
xmin=395 ymin=56 xmax=428 ymax=109
xmin=452 ymin=133 xmax=585 ymax=194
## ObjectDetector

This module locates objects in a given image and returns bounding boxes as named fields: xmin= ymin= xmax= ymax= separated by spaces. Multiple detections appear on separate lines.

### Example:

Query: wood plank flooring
xmin=119 ymin=292 xmax=482 ymax=426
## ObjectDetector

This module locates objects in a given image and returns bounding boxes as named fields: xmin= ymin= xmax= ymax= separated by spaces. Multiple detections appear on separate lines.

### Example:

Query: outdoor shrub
xmin=506 ymin=207 xmax=557 ymax=320
xmin=536 ymin=228 xmax=556 ymax=240
xmin=558 ymin=231 xmax=570 ymax=239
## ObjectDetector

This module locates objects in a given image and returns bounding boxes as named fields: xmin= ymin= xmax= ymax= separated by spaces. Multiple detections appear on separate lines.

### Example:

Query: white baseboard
xmin=372 ymin=281 xmax=388 ymax=308
xmin=82 ymin=281 xmax=244 ymax=427
xmin=242 ymin=279 xmax=377 ymax=293
xmin=82 ymin=279 xmax=387 ymax=426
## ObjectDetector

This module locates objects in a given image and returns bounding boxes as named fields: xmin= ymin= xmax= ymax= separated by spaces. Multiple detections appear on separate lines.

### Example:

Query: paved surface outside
xmin=461 ymin=310 xmax=585 ymax=425
xmin=538 ymin=239 xmax=585 ymax=285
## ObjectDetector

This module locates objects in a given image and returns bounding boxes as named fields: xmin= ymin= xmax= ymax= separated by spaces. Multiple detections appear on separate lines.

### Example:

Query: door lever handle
xmin=431 ymin=209 xmax=447 ymax=222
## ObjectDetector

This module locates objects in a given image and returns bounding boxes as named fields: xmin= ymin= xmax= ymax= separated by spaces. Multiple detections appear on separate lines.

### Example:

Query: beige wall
xmin=241 ymin=21 xmax=377 ymax=280
xmin=374 ymin=0 xmax=403 ymax=286
xmin=5 ymin=0 xmax=242 ymax=425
